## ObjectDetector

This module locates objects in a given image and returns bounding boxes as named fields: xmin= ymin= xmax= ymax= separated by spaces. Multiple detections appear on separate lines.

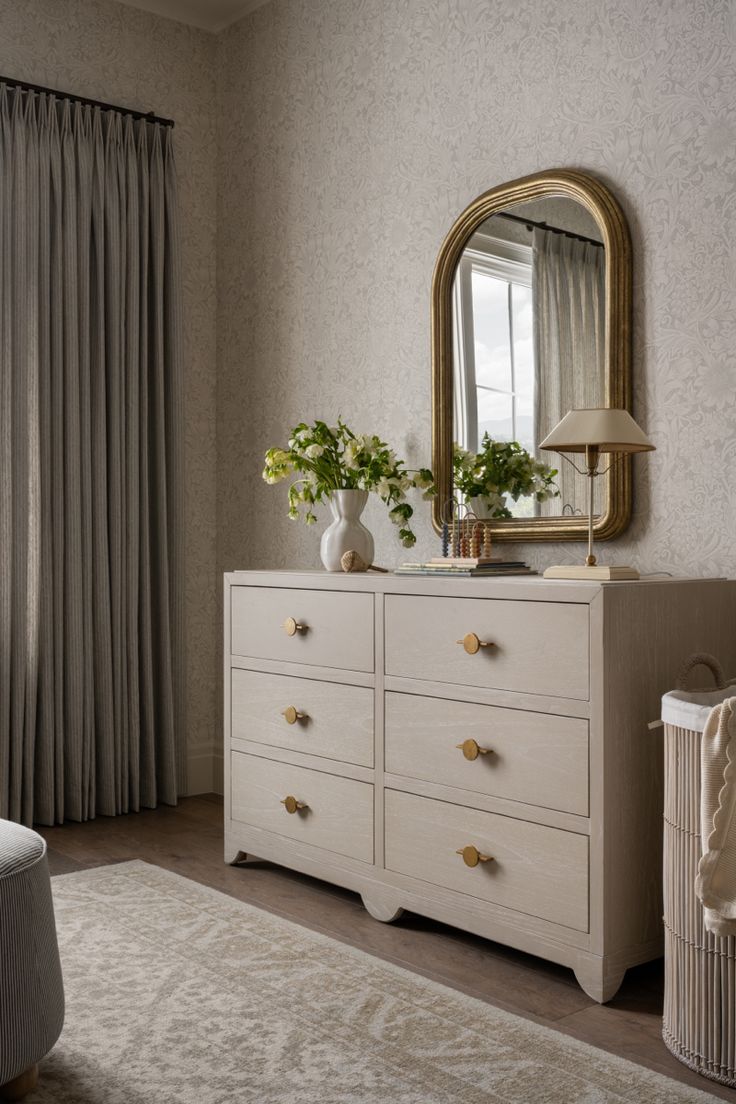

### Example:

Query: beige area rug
xmin=31 ymin=861 xmax=717 ymax=1104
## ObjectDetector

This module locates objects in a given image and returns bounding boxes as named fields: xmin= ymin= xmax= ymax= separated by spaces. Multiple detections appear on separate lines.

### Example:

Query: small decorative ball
xmin=341 ymin=549 xmax=370 ymax=573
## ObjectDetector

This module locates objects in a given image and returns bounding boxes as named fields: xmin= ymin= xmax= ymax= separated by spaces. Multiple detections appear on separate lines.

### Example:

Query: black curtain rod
xmin=495 ymin=210 xmax=603 ymax=248
xmin=0 ymin=75 xmax=174 ymax=129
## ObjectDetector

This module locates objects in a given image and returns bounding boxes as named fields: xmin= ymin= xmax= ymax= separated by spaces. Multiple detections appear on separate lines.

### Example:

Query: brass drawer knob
xmin=456 ymin=845 xmax=493 ymax=868
xmin=281 ymin=795 xmax=308 ymax=814
xmin=456 ymin=738 xmax=492 ymax=761
xmin=456 ymin=632 xmax=494 ymax=655
xmin=281 ymin=706 xmax=307 ymax=725
xmin=283 ymin=617 xmax=307 ymax=636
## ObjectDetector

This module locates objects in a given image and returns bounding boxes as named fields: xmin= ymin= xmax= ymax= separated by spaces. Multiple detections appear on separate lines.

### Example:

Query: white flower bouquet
xmin=263 ymin=419 xmax=435 ymax=548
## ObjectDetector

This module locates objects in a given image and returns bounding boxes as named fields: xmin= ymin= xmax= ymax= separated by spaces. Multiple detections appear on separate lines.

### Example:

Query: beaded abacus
xmin=440 ymin=498 xmax=493 ymax=562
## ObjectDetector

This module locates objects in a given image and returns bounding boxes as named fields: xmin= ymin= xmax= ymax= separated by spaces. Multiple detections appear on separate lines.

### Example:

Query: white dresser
xmin=224 ymin=571 xmax=736 ymax=1002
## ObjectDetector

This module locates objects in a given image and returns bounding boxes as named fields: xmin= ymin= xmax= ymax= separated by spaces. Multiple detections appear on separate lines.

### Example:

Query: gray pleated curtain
xmin=0 ymin=85 xmax=184 ymax=826
xmin=532 ymin=228 xmax=605 ymax=515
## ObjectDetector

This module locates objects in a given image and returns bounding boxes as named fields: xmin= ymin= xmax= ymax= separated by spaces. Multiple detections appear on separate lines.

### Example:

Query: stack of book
xmin=395 ymin=557 xmax=536 ymax=577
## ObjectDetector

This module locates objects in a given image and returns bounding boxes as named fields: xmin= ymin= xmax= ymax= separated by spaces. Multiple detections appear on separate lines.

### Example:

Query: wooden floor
xmin=41 ymin=795 xmax=732 ymax=1102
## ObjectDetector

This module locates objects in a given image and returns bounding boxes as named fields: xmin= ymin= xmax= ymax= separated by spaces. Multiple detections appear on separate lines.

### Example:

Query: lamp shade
xmin=538 ymin=408 xmax=655 ymax=454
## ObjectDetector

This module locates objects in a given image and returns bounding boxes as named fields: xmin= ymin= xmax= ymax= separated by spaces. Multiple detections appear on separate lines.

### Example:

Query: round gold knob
xmin=283 ymin=617 xmax=307 ymax=636
xmin=282 ymin=706 xmax=307 ymax=725
xmin=456 ymin=845 xmax=493 ymax=868
xmin=281 ymin=795 xmax=308 ymax=814
xmin=456 ymin=738 xmax=492 ymax=761
xmin=456 ymin=632 xmax=494 ymax=655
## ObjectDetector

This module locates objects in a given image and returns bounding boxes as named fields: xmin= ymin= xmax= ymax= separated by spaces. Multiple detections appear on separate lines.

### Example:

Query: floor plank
xmin=41 ymin=796 xmax=735 ymax=1102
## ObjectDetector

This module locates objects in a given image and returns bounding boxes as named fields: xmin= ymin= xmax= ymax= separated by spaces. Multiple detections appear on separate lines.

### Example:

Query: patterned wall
xmin=1 ymin=0 xmax=733 ymax=794
xmin=0 ymin=0 xmax=219 ymax=791
xmin=216 ymin=0 xmax=736 ymax=581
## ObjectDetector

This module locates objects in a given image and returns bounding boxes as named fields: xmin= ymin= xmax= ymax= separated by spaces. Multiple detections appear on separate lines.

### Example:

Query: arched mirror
xmin=431 ymin=169 xmax=632 ymax=540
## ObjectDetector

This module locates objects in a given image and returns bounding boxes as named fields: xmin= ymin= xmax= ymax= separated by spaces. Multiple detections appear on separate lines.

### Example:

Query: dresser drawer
xmin=385 ymin=594 xmax=589 ymax=699
xmin=385 ymin=693 xmax=588 ymax=816
xmin=385 ymin=789 xmax=588 ymax=931
xmin=231 ymin=586 xmax=373 ymax=672
xmin=231 ymin=752 xmax=374 ymax=863
xmin=232 ymin=669 xmax=374 ymax=767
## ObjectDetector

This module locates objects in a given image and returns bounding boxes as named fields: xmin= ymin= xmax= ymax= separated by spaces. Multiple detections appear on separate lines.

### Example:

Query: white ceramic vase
xmin=469 ymin=495 xmax=508 ymax=520
xmin=320 ymin=489 xmax=374 ymax=572
xmin=468 ymin=496 xmax=490 ymax=519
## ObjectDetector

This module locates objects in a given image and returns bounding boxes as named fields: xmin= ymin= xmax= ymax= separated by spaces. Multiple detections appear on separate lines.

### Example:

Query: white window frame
xmin=453 ymin=232 xmax=533 ymax=454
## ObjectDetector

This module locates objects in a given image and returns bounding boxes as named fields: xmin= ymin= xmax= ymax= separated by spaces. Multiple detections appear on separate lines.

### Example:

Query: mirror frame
xmin=431 ymin=169 xmax=632 ymax=541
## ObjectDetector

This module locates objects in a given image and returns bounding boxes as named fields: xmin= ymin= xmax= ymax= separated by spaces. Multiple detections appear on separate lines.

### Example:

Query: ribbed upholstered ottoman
xmin=0 ymin=820 xmax=64 ymax=1101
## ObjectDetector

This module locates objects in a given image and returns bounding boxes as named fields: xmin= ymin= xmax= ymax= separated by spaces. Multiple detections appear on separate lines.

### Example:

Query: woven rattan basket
xmin=662 ymin=653 xmax=736 ymax=1088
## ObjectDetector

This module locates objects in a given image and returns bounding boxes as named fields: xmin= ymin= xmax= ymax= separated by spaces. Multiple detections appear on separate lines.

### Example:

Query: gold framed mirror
xmin=431 ymin=169 xmax=632 ymax=540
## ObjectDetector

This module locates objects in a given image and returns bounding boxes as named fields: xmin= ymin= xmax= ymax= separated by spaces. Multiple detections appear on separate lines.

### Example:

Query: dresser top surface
xmin=225 ymin=569 xmax=731 ymax=604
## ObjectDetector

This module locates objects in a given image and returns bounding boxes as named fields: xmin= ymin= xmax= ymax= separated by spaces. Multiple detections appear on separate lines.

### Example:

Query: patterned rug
xmin=32 ymin=861 xmax=717 ymax=1103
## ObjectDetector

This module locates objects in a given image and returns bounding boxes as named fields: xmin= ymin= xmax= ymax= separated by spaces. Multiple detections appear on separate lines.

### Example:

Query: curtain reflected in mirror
xmin=452 ymin=196 xmax=605 ymax=520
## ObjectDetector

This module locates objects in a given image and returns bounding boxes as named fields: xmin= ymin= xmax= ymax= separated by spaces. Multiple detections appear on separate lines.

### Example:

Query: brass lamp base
xmin=543 ymin=564 xmax=640 ymax=581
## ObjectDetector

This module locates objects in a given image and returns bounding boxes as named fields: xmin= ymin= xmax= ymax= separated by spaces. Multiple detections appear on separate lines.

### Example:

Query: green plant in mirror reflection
xmin=453 ymin=434 xmax=558 ymax=519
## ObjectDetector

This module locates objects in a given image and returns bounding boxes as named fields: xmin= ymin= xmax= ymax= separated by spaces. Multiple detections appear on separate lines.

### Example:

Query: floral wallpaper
xmin=216 ymin=0 xmax=736 ymax=581
xmin=0 ymin=0 xmax=219 ymax=792
xmin=1 ymin=0 xmax=733 ymax=794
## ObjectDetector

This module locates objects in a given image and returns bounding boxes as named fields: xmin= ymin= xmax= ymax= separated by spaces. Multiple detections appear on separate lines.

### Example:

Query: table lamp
xmin=539 ymin=408 xmax=655 ymax=580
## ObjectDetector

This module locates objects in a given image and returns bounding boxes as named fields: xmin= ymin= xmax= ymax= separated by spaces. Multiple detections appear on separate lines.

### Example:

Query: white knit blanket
xmin=696 ymin=697 xmax=736 ymax=936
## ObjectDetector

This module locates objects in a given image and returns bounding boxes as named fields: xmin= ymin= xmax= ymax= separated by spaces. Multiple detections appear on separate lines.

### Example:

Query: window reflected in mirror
xmin=452 ymin=196 xmax=605 ymax=520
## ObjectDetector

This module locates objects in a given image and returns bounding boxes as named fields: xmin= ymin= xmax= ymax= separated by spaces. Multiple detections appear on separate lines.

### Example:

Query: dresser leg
xmin=573 ymin=959 xmax=627 ymax=1003
xmin=226 ymin=848 xmax=261 ymax=866
xmin=361 ymin=889 xmax=404 ymax=923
